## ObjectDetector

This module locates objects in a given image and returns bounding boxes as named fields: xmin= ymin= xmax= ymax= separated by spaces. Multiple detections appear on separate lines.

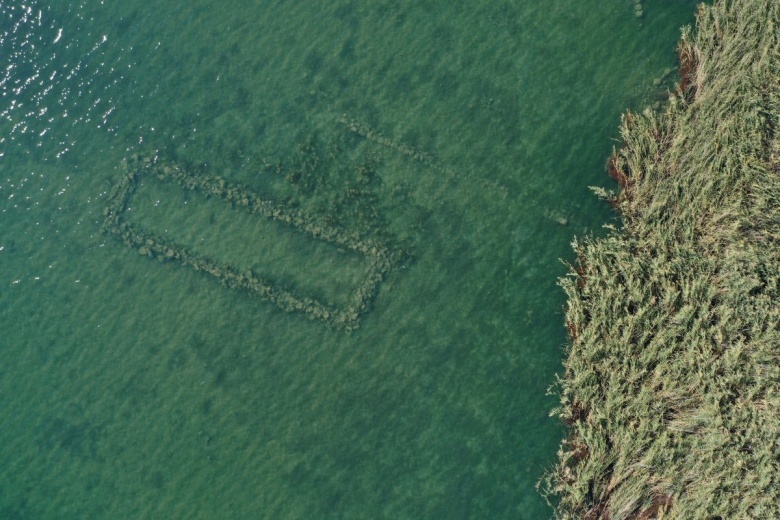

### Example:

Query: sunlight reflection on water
xmin=0 ymin=2 xmax=116 ymax=161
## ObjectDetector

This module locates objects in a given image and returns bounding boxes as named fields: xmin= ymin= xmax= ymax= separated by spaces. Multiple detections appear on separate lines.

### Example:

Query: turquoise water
xmin=0 ymin=1 xmax=697 ymax=518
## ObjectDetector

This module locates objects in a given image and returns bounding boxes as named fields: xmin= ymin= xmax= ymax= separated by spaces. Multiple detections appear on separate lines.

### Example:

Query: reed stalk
xmin=541 ymin=1 xmax=780 ymax=517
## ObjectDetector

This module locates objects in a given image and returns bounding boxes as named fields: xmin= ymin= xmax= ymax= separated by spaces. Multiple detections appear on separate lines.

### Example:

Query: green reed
xmin=542 ymin=0 xmax=780 ymax=517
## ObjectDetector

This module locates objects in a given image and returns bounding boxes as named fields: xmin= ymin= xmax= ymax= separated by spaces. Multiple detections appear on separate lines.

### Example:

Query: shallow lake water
xmin=0 ymin=1 xmax=698 ymax=518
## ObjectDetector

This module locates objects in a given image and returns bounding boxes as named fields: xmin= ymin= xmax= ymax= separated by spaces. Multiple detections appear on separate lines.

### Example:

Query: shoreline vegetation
xmin=542 ymin=1 xmax=780 ymax=518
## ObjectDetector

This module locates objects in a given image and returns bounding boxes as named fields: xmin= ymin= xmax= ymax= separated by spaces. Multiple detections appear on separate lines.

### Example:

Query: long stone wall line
xmin=337 ymin=113 xmax=466 ymax=185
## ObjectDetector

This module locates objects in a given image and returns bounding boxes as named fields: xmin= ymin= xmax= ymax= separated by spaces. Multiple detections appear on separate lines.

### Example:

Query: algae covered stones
xmin=102 ymin=155 xmax=405 ymax=333
xmin=634 ymin=0 xmax=643 ymax=18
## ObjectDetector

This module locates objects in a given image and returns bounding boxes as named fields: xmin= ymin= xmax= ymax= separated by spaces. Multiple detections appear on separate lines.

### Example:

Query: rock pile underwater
xmin=102 ymin=155 xmax=404 ymax=333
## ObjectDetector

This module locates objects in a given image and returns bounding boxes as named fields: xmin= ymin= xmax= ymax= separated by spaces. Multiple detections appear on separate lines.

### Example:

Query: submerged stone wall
xmin=102 ymin=155 xmax=404 ymax=333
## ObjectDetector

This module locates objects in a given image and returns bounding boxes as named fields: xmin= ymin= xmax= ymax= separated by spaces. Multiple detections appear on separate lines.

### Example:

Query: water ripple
xmin=0 ymin=2 xmax=116 ymax=161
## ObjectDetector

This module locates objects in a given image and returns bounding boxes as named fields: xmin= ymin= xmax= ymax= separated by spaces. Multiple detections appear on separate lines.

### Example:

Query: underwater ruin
xmin=102 ymin=154 xmax=405 ymax=333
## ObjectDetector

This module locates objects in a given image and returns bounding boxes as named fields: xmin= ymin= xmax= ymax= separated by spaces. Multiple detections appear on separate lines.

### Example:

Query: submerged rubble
xmin=102 ymin=155 xmax=405 ymax=333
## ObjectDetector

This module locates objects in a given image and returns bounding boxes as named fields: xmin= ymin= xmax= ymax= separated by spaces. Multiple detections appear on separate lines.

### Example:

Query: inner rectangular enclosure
xmin=128 ymin=171 xmax=370 ymax=309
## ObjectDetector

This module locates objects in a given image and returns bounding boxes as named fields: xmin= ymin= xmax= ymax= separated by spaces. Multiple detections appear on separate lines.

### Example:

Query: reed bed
xmin=541 ymin=1 xmax=780 ymax=518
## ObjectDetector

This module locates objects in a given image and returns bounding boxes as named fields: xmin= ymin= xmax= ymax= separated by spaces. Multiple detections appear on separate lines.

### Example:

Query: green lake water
xmin=0 ymin=1 xmax=698 ymax=518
